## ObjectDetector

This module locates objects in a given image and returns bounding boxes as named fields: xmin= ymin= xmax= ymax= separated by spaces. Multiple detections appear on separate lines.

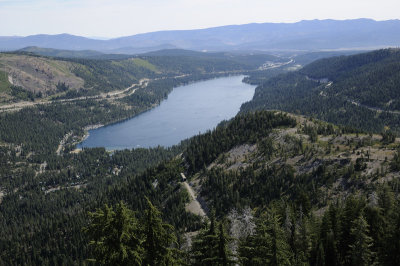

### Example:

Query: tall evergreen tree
xmin=239 ymin=208 xmax=292 ymax=265
xmin=293 ymin=209 xmax=312 ymax=265
xmin=347 ymin=215 xmax=376 ymax=266
xmin=216 ymin=223 xmax=234 ymax=266
xmin=191 ymin=212 xmax=234 ymax=265
xmin=84 ymin=202 xmax=143 ymax=265
xmin=142 ymin=198 xmax=180 ymax=266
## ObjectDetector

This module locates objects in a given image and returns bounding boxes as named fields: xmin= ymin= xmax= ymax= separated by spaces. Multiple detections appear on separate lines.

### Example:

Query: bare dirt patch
xmin=0 ymin=54 xmax=84 ymax=94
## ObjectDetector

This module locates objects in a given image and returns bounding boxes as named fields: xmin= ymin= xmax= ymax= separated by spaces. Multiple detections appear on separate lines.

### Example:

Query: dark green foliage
xmin=184 ymin=111 xmax=296 ymax=173
xmin=241 ymin=49 xmax=400 ymax=133
xmin=67 ymin=57 xmax=151 ymax=92
xmin=142 ymin=198 xmax=181 ymax=266
xmin=56 ymin=81 xmax=69 ymax=92
xmin=84 ymin=200 xmax=182 ymax=266
xmin=391 ymin=149 xmax=400 ymax=171
xmin=381 ymin=130 xmax=396 ymax=144
xmin=347 ymin=215 xmax=375 ymax=266
xmin=293 ymin=50 xmax=362 ymax=66
xmin=143 ymin=55 xmax=251 ymax=75
xmin=198 ymin=157 xmax=356 ymax=216
xmin=0 ymin=147 xmax=192 ymax=265
xmin=191 ymin=213 xmax=234 ymax=266
xmin=239 ymin=209 xmax=292 ymax=265
xmin=243 ymin=67 xmax=289 ymax=85
xmin=235 ymin=192 xmax=400 ymax=266
xmin=84 ymin=202 xmax=144 ymax=265
xmin=63 ymin=53 xmax=254 ymax=95
xmin=0 ymin=52 xmax=255 ymax=158
xmin=0 ymin=100 xmax=139 ymax=156
xmin=10 ymin=85 xmax=39 ymax=101
xmin=303 ymin=124 xmax=318 ymax=142
xmin=0 ymin=69 xmax=11 ymax=93
xmin=2 ymin=46 xmax=400 ymax=266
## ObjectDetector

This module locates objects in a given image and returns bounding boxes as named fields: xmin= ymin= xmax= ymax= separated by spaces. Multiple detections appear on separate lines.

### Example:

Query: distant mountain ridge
xmin=1 ymin=19 xmax=400 ymax=53
xmin=17 ymin=46 xmax=104 ymax=58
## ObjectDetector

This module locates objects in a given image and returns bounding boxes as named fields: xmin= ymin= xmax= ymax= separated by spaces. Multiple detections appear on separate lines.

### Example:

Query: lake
xmin=78 ymin=75 xmax=255 ymax=150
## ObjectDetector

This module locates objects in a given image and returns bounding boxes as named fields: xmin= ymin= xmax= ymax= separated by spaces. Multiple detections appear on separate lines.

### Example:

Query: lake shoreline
xmin=78 ymin=75 xmax=255 ymax=151
xmin=73 ymin=73 xmax=243 ymax=152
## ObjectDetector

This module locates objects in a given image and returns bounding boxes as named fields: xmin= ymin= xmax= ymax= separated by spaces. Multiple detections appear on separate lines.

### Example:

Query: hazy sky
xmin=1 ymin=0 xmax=399 ymax=38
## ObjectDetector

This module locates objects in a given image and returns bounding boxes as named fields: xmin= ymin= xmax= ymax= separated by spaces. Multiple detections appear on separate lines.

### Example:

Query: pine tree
xmin=269 ymin=211 xmax=292 ymax=266
xmin=84 ymin=202 xmax=143 ymax=265
xmin=338 ymin=196 xmax=364 ymax=264
xmin=238 ymin=208 xmax=292 ymax=265
xmin=142 ymin=197 xmax=180 ymax=266
xmin=191 ymin=221 xmax=213 ymax=265
xmin=347 ymin=215 xmax=375 ymax=266
xmin=191 ymin=212 xmax=234 ymax=265
xmin=315 ymin=242 xmax=326 ymax=266
xmin=385 ymin=200 xmax=400 ymax=266
xmin=293 ymin=208 xmax=312 ymax=265
xmin=238 ymin=219 xmax=271 ymax=265
xmin=216 ymin=223 xmax=234 ymax=266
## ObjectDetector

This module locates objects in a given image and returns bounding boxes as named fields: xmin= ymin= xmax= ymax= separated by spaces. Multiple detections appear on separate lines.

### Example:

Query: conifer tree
xmin=347 ymin=215 xmax=376 ymax=266
xmin=239 ymin=208 xmax=292 ymax=266
xmin=293 ymin=209 xmax=312 ymax=265
xmin=268 ymin=211 xmax=292 ymax=266
xmin=191 ymin=210 xmax=234 ymax=265
xmin=216 ymin=223 xmax=234 ymax=266
xmin=315 ymin=242 xmax=326 ymax=266
xmin=385 ymin=200 xmax=400 ymax=266
xmin=84 ymin=202 xmax=143 ymax=265
xmin=142 ymin=197 xmax=180 ymax=266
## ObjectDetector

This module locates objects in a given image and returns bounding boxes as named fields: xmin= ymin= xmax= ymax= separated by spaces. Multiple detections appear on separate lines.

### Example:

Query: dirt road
xmin=181 ymin=173 xmax=207 ymax=217
xmin=0 ymin=78 xmax=149 ymax=112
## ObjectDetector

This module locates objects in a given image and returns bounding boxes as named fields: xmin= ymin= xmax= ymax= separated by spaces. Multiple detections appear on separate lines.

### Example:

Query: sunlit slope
xmin=242 ymin=49 xmax=400 ymax=132
xmin=0 ymin=53 xmax=84 ymax=95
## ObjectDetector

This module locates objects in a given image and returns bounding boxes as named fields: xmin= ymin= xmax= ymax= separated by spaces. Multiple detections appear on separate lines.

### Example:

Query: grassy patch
xmin=45 ymin=59 xmax=76 ymax=77
xmin=131 ymin=58 xmax=159 ymax=72
xmin=0 ymin=69 xmax=11 ymax=93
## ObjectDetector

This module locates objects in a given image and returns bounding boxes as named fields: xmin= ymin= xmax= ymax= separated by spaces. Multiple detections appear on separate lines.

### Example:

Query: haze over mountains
xmin=1 ymin=19 xmax=400 ymax=54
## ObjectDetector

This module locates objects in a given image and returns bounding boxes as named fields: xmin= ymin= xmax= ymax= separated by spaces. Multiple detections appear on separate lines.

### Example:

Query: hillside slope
xmin=0 ymin=51 xmax=264 ymax=104
xmin=182 ymin=111 xmax=400 ymax=265
xmin=1 ymin=111 xmax=399 ymax=264
xmin=241 ymin=49 xmax=400 ymax=133
xmin=0 ymin=53 xmax=84 ymax=100
xmin=17 ymin=46 xmax=104 ymax=58
xmin=183 ymin=111 xmax=399 ymax=214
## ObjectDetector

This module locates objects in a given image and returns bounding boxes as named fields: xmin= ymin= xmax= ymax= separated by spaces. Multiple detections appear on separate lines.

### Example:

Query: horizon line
xmin=1 ymin=17 xmax=399 ymax=40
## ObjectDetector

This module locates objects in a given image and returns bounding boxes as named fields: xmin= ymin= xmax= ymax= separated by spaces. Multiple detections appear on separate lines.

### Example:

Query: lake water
xmin=78 ymin=75 xmax=255 ymax=150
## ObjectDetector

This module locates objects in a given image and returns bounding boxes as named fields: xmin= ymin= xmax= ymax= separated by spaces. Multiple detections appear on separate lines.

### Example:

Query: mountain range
xmin=1 ymin=19 xmax=400 ymax=53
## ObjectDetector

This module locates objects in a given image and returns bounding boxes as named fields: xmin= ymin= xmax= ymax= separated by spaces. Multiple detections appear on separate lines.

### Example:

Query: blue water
xmin=78 ymin=75 xmax=255 ymax=150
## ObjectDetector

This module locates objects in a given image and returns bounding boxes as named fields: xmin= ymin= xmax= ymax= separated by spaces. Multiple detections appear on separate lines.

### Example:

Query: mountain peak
xmin=1 ymin=19 xmax=399 ymax=53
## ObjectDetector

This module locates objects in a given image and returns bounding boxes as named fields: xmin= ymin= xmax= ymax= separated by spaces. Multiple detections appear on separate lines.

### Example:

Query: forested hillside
xmin=180 ymin=111 xmax=400 ymax=265
xmin=1 ymin=48 xmax=400 ymax=265
xmin=17 ymin=46 xmax=104 ymax=58
xmin=1 ymin=110 xmax=399 ymax=264
xmin=0 ymin=49 xmax=274 ymax=160
xmin=241 ymin=48 xmax=400 ymax=133
xmin=0 ymin=50 xmax=269 ymax=102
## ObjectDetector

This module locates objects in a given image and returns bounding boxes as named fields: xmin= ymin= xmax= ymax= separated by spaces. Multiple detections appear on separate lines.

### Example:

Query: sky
xmin=0 ymin=0 xmax=399 ymax=38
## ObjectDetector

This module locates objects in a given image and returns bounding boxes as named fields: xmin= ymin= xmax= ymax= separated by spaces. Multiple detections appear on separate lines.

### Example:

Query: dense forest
xmin=1 ymin=109 xmax=399 ymax=264
xmin=241 ymin=48 xmax=400 ymax=133
xmin=0 ymin=48 xmax=400 ymax=265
